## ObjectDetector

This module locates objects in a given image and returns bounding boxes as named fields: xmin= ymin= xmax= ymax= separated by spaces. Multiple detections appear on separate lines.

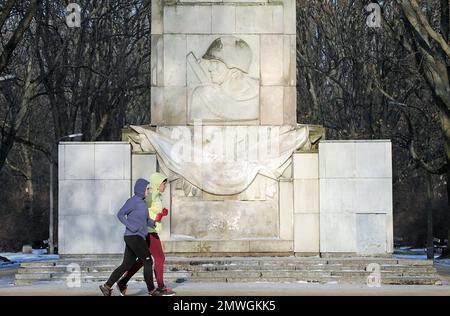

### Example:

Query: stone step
xmin=15 ymin=269 xmax=439 ymax=281
xmin=14 ymin=271 xmax=190 ymax=280
xmin=18 ymin=257 xmax=434 ymax=267
xmin=19 ymin=261 xmax=434 ymax=271
xmin=167 ymin=264 xmax=437 ymax=273
xmin=17 ymin=264 xmax=437 ymax=274
xmin=14 ymin=275 xmax=441 ymax=286
xmin=15 ymin=257 xmax=441 ymax=286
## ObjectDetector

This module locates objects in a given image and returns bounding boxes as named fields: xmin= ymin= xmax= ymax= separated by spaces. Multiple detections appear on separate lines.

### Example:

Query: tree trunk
xmin=396 ymin=0 xmax=450 ymax=257
xmin=426 ymin=172 xmax=434 ymax=260
xmin=442 ymin=108 xmax=450 ymax=257
xmin=0 ymin=57 xmax=35 ymax=173
xmin=0 ymin=0 xmax=38 ymax=73
xmin=22 ymin=125 xmax=33 ymax=217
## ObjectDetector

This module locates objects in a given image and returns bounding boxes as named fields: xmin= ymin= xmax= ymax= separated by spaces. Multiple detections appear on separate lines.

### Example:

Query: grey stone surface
xmin=261 ymin=35 xmax=284 ymax=85
xmin=249 ymin=240 xmax=293 ymax=252
xmin=352 ymin=178 xmax=392 ymax=213
xmin=319 ymin=141 xmax=393 ymax=255
xmin=260 ymin=86 xmax=284 ymax=125
xmin=151 ymin=35 xmax=164 ymax=86
xmin=163 ymin=35 xmax=187 ymax=86
xmin=61 ymin=144 xmax=95 ymax=180
xmin=319 ymin=142 xmax=356 ymax=178
xmin=294 ymin=213 xmax=320 ymax=253
xmin=151 ymin=0 xmax=164 ymax=35
xmin=164 ymin=5 xmax=212 ymax=34
xmin=284 ymin=86 xmax=297 ymax=125
xmin=171 ymin=199 xmax=279 ymax=240
xmin=187 ymin=36 xmax=260 ymax=124
xmin=152 ymin=0 xmax=297 ymax=126
xmin=58 ymin=143 xmax=132 ymax=255
xmin=186 ymin=34 xmax=216 ymax=86
xmin=236 ymin=5 xmax=283 ymax=34
xmin=282 ymin=0 xmax=296 ymax=35
xmin=283 ymin=35 xmax=296 ymax=86
xmin=294 ymin=179 xmax=319 ymax=213
xmin=163 ymin=87 xmax=187 ymax=125
xmin=356 ymin=214 xmax=387 ymax=255
xmin=320 ymin=213 xmax=357 ymax=253
xmin=212 ymin=5 xmax=236 ymax=33
xmin=319 ymin=179 xmax=353 ymax=214
xmin=279 ymin=180 xmax=294 ymax=240
xmin=59 ymin=215 xmax=125 ymax=254
xmin=355 ymin=142 xmax=392 ymax=178
xmin=151 ymin=87 xmax=187 ymax=125
xmin=131 ymin=154 xmax=157 ymax=183
xmin=160 ymin=181 xmax=171 ymax=241
xmin=94 ymin=144 xmax=131 ymax=180
xmin=293 ymin=153 xmax=319 ymax=180
xmin=151 ymin=87 xmax=164 ymax=125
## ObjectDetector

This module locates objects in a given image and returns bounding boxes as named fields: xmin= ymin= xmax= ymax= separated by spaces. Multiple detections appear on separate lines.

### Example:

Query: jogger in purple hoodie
xmin=99 ymin=178 xmax=159 ymax=296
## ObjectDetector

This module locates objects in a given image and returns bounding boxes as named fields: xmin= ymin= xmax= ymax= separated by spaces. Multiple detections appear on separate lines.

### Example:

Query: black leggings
xmin=106 ymin=235 xmax=154 ymax=291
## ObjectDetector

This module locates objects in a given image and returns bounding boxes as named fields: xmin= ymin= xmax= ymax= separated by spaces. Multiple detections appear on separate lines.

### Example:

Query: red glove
xmin=155 ymin=208 xmax=169 ymax=223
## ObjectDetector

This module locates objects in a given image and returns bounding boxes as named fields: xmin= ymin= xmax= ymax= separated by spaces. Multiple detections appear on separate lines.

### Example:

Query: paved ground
xmin=1 ymin=264 xmax=450 ymax=296
xmin=435 ymin=263 xmax=450 ymax=283
xmin=0 ymin=280 xmax=450 ymax=296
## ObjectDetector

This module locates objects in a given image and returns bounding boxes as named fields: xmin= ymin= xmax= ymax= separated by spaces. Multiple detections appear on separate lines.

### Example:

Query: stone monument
xmin=123 ymin=0 xmax=324 ymax=254
xmin=58 ymin=0 xmax=393 ymax=257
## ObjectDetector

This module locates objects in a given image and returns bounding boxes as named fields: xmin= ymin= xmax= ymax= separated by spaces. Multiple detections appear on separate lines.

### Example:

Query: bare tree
xmin=296 ymin=0 xmax=449 ymax=248
xmin=0 ymin=0 xmax=39 ymax=73
xmin=394 ymin=0 xmax=450 ymax=256
xmin=0 ymin=0 xmax=40 ymax=173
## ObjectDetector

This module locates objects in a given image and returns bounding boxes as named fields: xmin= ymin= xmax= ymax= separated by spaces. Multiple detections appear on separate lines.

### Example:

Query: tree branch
xmin=0 ymin=0 xmax=39 ymax=73
xmin=5 ymin=158 xmax=29 ymax=180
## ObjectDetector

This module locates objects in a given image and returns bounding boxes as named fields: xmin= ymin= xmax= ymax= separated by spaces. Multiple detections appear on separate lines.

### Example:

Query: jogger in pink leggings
xmin=117 ymin=172 xmax=175 ymax=296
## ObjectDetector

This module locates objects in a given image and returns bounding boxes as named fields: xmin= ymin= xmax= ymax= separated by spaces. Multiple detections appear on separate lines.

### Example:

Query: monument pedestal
xmin=121 ymin=124 xmax=325 ymax=255
xmin=57 ymin=135 xmax=393 ymax=257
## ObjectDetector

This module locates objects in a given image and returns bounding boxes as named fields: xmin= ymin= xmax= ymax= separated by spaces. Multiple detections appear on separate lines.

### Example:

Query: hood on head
xmin=150 ymin=172 xmax=168 ymax=193
xmin=134 ymin=178 xmax=149 ymax=198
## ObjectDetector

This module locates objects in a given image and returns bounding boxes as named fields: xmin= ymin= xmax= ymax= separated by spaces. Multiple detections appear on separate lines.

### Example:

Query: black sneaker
xmin=99 ymin=284 xmax=112 ymax=296
xmin=149 ymin=288 xmax=163 ymax=296
xmin=116 ymin=282 xmax=128 ymax=296
xmin=158 ymin=287 xmax=176 ymax=296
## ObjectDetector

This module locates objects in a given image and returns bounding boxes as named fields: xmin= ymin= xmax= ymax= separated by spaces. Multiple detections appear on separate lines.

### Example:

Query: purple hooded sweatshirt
xmin=117 ymin=178 xmax=155 ymax=239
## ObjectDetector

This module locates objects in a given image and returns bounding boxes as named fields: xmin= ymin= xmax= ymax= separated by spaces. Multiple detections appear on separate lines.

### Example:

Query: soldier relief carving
xmin=187 ymin=36 xmax=260 ymax=123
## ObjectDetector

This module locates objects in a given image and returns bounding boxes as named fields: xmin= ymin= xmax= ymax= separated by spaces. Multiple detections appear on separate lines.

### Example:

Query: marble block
xmin=132 ymin=154 xmax=157 ymax=183
xmin=318 ymin=140 xmax=393 ymax=255
xmin=61 ymin=144 xmax=95 ymax=180
xmin=164 ymin=5 xmax=212 ymax=34
xmin=294 ymin=213 xmax=320 ymax=253
xmin=236 ymin=5 xmax=283 ymax=34
xmin=356 ymin=213 xmax=387 ymax=255
xmin=293 ymin=153 xmax=319 ymax=179
xmin=171 ymin=199 xmax=279 ymax=240
xmin=94 ymin=144 xmax=131 ymax=180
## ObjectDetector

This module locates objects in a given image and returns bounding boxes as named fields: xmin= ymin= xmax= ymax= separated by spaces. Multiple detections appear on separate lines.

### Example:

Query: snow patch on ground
xmin=394 ymin=247 xmax=450 ymax=266
xmin=436 ymin=259 xmax=450 ymax=266
xmin=0 ymin=250 xmax=59 ymax=269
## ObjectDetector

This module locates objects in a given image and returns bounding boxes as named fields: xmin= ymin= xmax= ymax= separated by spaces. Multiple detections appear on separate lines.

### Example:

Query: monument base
xmin=121 ymin=124 xmax=325 ymax=256
xmin=57 ymin=130 xmax=394 ymax=257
